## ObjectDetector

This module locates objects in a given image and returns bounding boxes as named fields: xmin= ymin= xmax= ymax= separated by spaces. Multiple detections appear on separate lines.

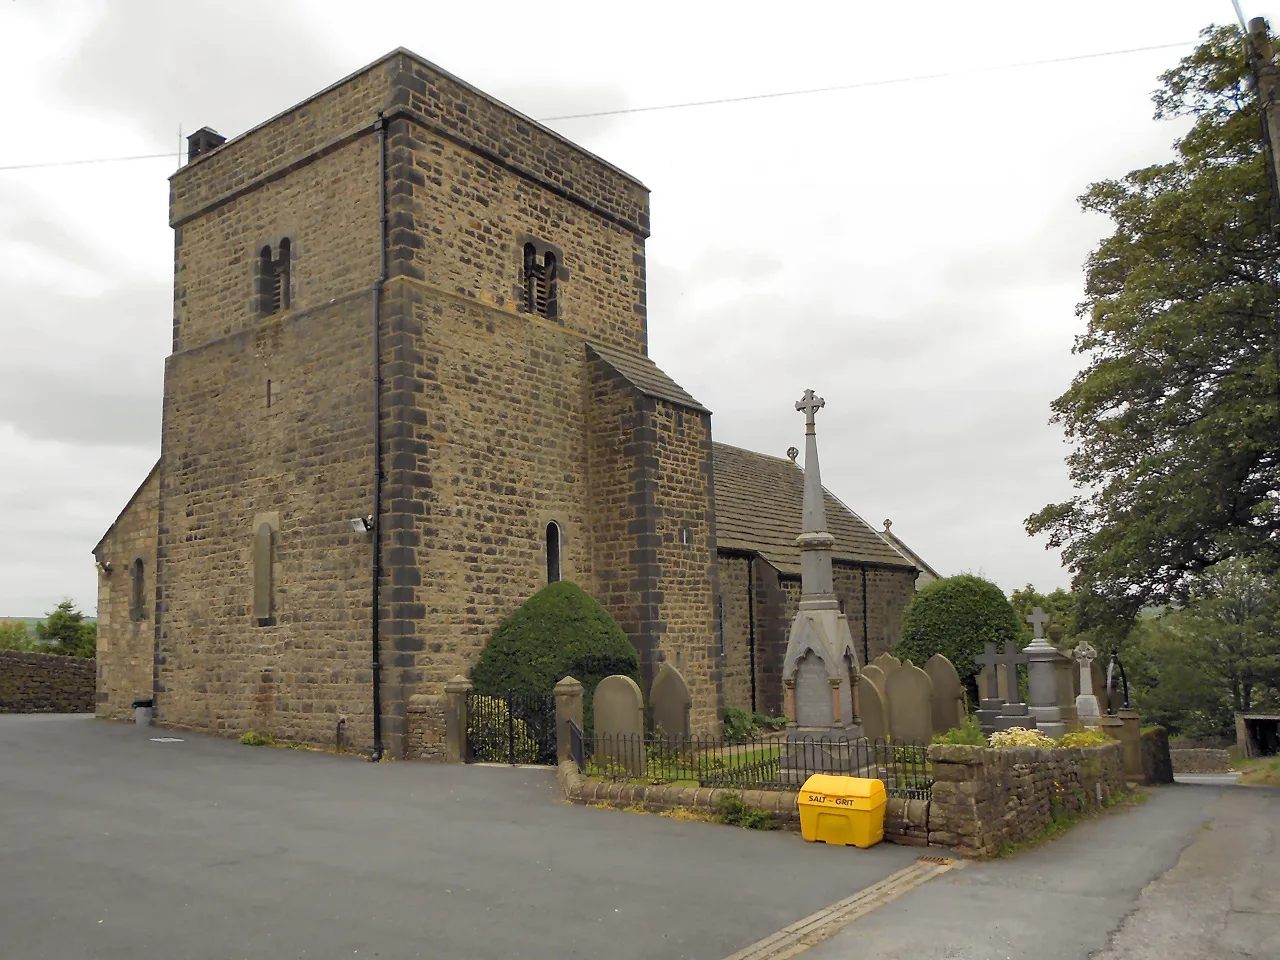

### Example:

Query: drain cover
xmin=916 ymin=855 xmax=954 ymax=865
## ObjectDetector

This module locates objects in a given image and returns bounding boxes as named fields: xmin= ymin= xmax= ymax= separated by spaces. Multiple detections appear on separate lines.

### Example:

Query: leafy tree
xmin=895 ymin=574 xmax=1023 ymax=694
xmin=0 ymin=620 xmax=39 ymax=652
xmin=1009 ymin=584 xmax=1077 ymax=641
xmin=1027 ymin=25 xmax=1280 ymax=624
xmin=471 ymin=581 xmax=640 ymax=732
xmin=1125 ymin=558 xmax=1280 ymax=736
xmin=35 ymin=601 xmax=96 ymax=658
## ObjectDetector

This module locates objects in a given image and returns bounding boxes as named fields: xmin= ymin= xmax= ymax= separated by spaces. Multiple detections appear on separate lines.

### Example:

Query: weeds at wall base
xmin=997 ymin=787 xmax=1148 ymax=858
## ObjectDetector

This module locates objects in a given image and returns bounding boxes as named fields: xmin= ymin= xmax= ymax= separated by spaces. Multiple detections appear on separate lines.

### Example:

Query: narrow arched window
xmin=129 ymin=558 xmax=145 ymax=622
xmin=253 ymin=523 xmax=274 ymax=624
xmin=545 ymin=521 xmax=561 ymax=584
xmin=543 ymin=251 xmax=557 ymax=319
xmin=524 ymin=243 xmax=539 ymax=314
xmin=276 ymin=238 xmax=291 ymax=311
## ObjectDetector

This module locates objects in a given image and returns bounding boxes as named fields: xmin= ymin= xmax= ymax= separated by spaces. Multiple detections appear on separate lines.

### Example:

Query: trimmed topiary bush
xmin=471 ymin=581 xmax=640 ymax=732
xmin=895 ymin=574 xmax=1022 ymax=692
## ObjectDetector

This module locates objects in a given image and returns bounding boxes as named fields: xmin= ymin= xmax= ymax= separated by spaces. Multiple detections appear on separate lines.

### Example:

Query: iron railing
xmin=575 ymin=731 xmax=932 ymax=799
xmin=466 ymin=690 xmax=558 ymax=765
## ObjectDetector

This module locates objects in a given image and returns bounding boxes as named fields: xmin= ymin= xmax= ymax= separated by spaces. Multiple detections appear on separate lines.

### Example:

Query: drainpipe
xmin=747 ymin=556 xmax=757 ymax=713
xmin=860 ymin=566 xmax=870 ymax=665
xmin=369 ymin=113 xmax=387 ymax=762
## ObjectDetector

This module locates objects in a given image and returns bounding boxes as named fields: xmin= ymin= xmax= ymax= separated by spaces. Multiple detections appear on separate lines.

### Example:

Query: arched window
xmin=258 ymin=240 xmax=291 ymax=316
xmin=545 ymin=521 xmax=561 ymax=584
xmin=522 ymin=243 xmax=558 ymax=319
xmin=129 ymin=558 xmax=145 ymax=622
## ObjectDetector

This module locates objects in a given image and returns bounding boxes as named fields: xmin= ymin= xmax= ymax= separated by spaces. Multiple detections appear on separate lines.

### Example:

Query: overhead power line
xmin=542 ymin=41 xmax=1197 ymax=121
xmin=0 ymin=39 xmax=1197 ymax=172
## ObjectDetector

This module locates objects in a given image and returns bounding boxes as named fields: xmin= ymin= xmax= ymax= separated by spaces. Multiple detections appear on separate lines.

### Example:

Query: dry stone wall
xmin=927 ymin=742 xmax=1127 ymax=858
xmin=406 ymin=694 xmax=446 ymax=761
xmin=1169 ymin=747 xmax=1232 ymax=773
xmin=0 ymin=652 xmax=95 ymax=713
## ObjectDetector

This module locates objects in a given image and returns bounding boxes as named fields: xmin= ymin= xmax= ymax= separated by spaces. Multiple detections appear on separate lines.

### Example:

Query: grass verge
xmin=1238 ymin=757 xmax=1280 ymax=786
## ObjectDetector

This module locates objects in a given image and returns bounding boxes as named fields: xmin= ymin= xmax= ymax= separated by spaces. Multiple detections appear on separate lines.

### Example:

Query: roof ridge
xmin=712 ymin=441 xmax=800 ymax=466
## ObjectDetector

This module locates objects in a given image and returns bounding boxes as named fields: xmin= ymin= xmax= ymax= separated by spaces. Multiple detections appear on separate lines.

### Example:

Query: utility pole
xmin=1247 ymin=18 xmax=1280 ymax=193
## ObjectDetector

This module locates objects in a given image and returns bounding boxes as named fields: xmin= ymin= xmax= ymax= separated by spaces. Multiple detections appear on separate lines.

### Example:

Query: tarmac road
xmin=0 ymin=714 xmax=923 ymax=960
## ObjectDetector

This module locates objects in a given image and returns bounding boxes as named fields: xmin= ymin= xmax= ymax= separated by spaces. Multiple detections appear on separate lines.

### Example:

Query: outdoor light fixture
xmin=95 ymin=560 xmax=112 ymax=575
xmin=350 ymin=516 xmax=373 ymax=534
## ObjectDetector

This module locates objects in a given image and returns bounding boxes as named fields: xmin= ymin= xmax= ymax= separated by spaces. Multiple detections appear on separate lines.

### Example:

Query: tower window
xmin=523 ymin=243 xmax=558 ymax=319
xmin=253 ymin=523 xmax=275 ymax=625
xmin=129 ymin=558 xmax=146 ymax=622
xmin=258 ymin=238 xmax=291 ymax=316
xmin=545 ymin=521 xmax=562 ymax=584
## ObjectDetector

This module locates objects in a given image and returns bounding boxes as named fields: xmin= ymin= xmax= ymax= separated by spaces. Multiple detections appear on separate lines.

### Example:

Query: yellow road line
xmin=722 ymin=857 xmax=963 ymax=960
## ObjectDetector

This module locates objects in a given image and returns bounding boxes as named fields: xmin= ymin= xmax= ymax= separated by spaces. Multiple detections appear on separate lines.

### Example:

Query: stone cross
xmin=795 ymin=388 xmax=825 ymax=431
xmin=1026 ymin=607 xmax=1050 ymax=640
xmin=997 ymin=641 xmax=1031 ymax=706
xmin=1073 ymin=641 xmax=1097 ymax=696
xmin=975 ymin=642 xmax=1002 ymax=701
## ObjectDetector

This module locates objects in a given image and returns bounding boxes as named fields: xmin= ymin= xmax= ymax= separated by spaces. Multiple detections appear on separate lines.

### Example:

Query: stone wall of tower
xmin=93 ymin=467 xmax=160 ymax=720
xmin=649 ymin=399 xmax=720 ymax=734
xmin=155 ymin=293 xmax=376 ymax=749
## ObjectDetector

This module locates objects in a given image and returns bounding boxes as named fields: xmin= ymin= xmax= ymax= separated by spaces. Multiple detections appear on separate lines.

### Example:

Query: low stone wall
xmin=927 ymin=741 xmax=1126 ymax=859
xmin=406 ymin=694 xmax=447 ymax=762
xmin=1141 ymin=727 xmax=1174 ymax=784
xmin=0 ymin=651 xmax=96 ymax=713
xmin=1169 ymin=747 xmax=1232 ymax=773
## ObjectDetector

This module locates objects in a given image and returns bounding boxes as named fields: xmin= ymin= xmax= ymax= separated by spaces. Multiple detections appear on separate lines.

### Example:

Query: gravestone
xmin=974 ymin=642 xmax=1005 ymax=735
xmin=924 ymin=653 xmax=965 ymax=735
xmin=993 ymin=641 xmax=1036 ymax=732
xmin=1053 ymin=657 xmax=1078 ymax=724
xmin=860 ymin=663 xmax=887 ymax=697
xmin=856 ymin=674 xmax=888 ymax=740
xmin=1024 ymin=607 xmax=1068 ymax=738
xmin=871 ymin=652 xmax=902 ymax=683
xmin=649 ymin=663 xmax=692 ymax=740
xmin=593 ymin=674 xmax=645 ymax=775
xmin=977 ymin=664 xmax=1013 ymax=701
xmin=1073 ymin=641 xmax=1101 ymax=728
xmin=886 ymin=661 xmax=934 ymax=745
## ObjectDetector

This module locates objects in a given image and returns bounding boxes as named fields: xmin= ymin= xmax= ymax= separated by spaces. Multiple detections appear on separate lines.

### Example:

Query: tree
xmin=35 ymin=601 xmax=96 ymax=658
xmin=0 ymin=620 xmax=38 ymax=652
xmin=471 ymin=581 xmax=640 ymax=732
xmin=1009 ymin=584 xmax=1077 ymax=641
xmin=1026 ymin=25 xmax=1280 ymax=624
xmin=895 ymin=574 xmax=1024 ymax=694
xmin=1125 ymin=558 xmax=1280 ymax=737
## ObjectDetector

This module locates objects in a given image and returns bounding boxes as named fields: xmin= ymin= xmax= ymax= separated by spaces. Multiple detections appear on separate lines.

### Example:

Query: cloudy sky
xmin=0 ymin=0 xmax=1262 ymax=616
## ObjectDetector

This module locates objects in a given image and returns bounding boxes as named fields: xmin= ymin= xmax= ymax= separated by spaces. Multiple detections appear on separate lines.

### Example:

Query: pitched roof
xmin=92 ymin=459 xmax=160 ymax=556
xmin=587 ymin=343 xmax=709 ymax=413
xmin=713 ymin=443 xmax=915 ymax=575
xmin=880 ymin=523 xmax=942 ymax=582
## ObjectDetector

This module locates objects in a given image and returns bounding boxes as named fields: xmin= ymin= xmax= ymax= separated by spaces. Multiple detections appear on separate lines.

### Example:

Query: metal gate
xmin=465 ymin=690 xmax=557 ymax=765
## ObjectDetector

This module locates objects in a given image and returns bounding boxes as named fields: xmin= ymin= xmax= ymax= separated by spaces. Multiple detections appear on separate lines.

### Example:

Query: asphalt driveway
xmin=0 ymin=715 xmax=923 ymax=960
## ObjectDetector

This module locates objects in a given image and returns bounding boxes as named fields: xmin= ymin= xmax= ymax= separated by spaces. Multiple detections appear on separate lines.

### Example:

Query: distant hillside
xmin=1 ymin=617 xmax=97 ymax=628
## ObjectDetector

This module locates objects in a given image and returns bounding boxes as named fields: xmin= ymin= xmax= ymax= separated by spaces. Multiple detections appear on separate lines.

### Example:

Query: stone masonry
xmin=0 ymin=651 xmax=95 ymax=713
xmin=95 ymin=50 xmax=927 ymax=753
xmin=92 ymin=465 xmax=159 ymax=719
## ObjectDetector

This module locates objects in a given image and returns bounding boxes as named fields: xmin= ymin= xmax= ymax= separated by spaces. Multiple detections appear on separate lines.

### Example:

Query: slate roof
xmin=713 ymin=443 xmax=915 ymax=575
xmin=880 ymin=524 xmax=942 ymax=583
xmin=587 ymin=343 xmax=709 ymax=413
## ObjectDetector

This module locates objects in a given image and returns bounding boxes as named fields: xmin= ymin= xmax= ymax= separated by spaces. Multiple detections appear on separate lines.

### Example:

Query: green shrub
xmin=722 ymin=708 xmax=757 ymax=742
xmin=896 ymin=575 xmax=1023 ymax=690
xmin=471 ymin=581 xmax=639 ymax=732
xmin=712 ymin=793 xmax=776 ymax=830
xmin=1056 ymin=729 xmax=1110 ymax=749
xmin=240 ymin=731 xmax=274 ymax=746
xmin=753 ymin=712 xmax=789 ymax=732
xmin=932 ymin=714 xmax=986 ymax=746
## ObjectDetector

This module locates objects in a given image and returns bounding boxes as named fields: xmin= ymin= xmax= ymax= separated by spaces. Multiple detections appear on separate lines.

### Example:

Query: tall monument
xmin=781 ymin=389 xmax=861 ymax=739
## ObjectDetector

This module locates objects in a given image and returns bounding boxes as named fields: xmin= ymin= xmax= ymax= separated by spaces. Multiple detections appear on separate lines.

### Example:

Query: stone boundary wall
xmin=556 ymin=761 xmax=929 ymax=841
xmin=1169 ymin=747 xmax=1232 ymax=773
xmin=0 ymin=651 xmax=96 ymax=713
xmin=1141 ymin=727 xmax=1175 ymax=783
xmin=927 ymin=742 xmax=1126 ymax=859
xmin=406 ymin=694 xmax=447 ymax=762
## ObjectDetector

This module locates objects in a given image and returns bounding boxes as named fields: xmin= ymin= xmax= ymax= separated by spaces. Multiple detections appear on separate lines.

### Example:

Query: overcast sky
xmin=0 ymin=0 xmax=1263 ymax=616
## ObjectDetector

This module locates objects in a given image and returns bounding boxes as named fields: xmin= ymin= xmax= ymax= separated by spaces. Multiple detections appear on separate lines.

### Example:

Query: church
xmin=92 ymin=50 xmax=928 ymax=758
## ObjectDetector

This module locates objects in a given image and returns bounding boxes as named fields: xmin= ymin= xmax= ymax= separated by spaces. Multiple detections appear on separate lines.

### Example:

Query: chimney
xmin=187 ymin=127 xmax=226 ymax=162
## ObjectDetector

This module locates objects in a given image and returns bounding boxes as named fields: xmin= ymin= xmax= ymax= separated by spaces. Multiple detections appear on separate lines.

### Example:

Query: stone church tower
xmin=94 ymin=50 xmax=924 ymax=758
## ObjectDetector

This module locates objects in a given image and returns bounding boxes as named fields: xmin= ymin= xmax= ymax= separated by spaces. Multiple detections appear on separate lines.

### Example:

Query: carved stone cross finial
xmin=1073 ymin=640 xmax=1097 ymax=664
xmin=1026 ymin=606 xmax=1050 ymax=640
xmin=795 ymin=389 xmax=825 ymax=433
